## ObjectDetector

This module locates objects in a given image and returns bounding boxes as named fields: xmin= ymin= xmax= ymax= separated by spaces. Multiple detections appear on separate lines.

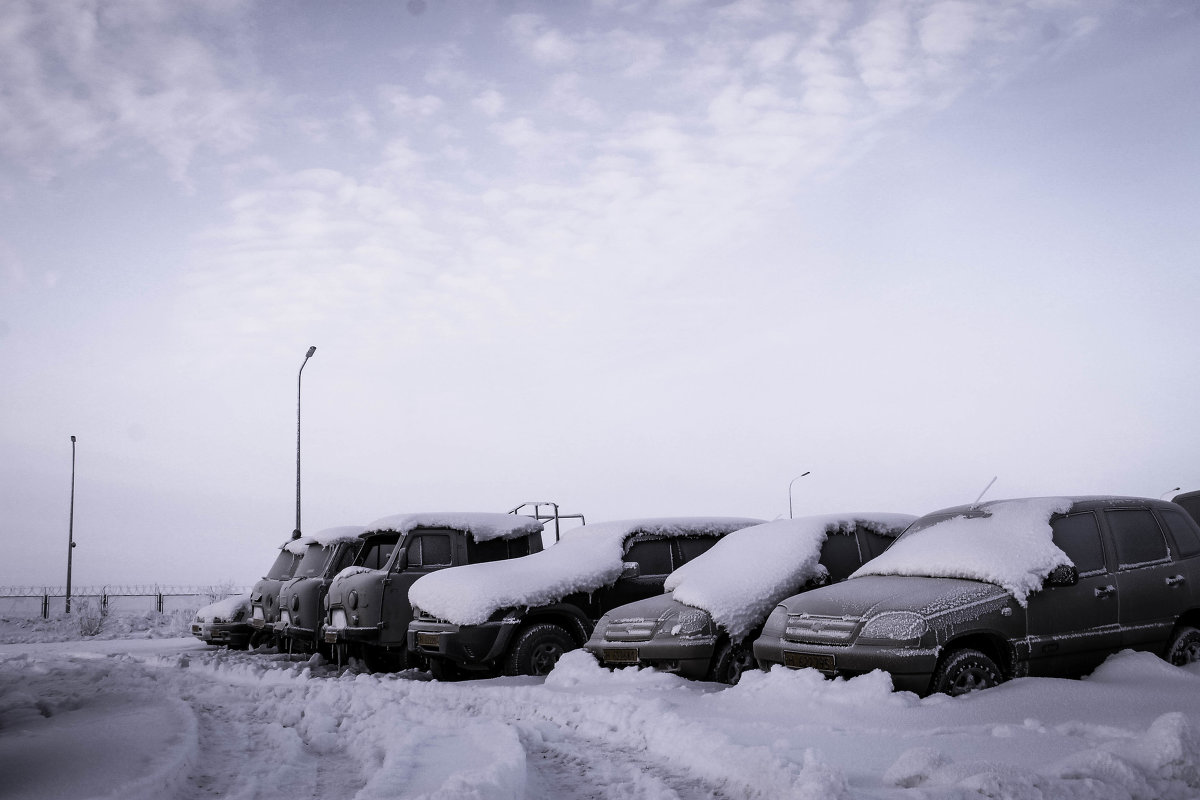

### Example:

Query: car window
xmin=819 ymin=532 xmax=863 ymax=582
xmin=293 ymin=544 xmax=333 ymax=579
xmin=331 ymin=545 xmax=357 ymax=574
xmin=469 ymin=537 xmax=511 ymax=563
xmin=1050 ymin=512 xmax=1106 ymax=575
xmin=676 ymin=536 xmax=719 ymax=566
xmin=1105 ymin=508 xmax=1169 ymax=569
xmin=1158 ymin=509 xmax=1200 ymax=558
xmin=408 ymin=534 xmax=453 ymax=568
xmin=625 ymin=540 xmax=673 ymax=576
xmin=860 ymin=531 xmax=895 ymax=559
xmin=358 ymin=540 xmax=396 ymax=570
xmin=265 ymin=549 xmax=298 ymax=580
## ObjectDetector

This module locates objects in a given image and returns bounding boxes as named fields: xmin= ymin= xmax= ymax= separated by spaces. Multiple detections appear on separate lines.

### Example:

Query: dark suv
xmin=753 ymin=495 xmax=1200 ymax=695
xmin=407 ymin=517 xmax=764 ymax=678
xmin=322 ymin=512 xmax=548 ymax=671
xmin=584 ymin=513 xmax=914 ymax=684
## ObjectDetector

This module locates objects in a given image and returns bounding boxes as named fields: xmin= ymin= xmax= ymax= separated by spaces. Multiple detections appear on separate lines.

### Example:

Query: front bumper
xmin=323 ymin=624 xmax=382 ymax=645
xmin=408 ymin=620 xmax=510 ymax=669
xmin=584 ymin=635 xmax=716 ymax=680
xmin=191 ymin=622 xmax=253 ymax=648
xmin=752 ymin=634 xmax=938 ymax=695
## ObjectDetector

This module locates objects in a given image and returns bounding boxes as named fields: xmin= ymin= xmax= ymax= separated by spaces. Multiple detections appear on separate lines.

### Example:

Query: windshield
xmin=355 ymin=533 xmax=400 ymax=570
xmin=292 ymin=544 xmax=334 ymax=579
xmin=264 ymin=549 xmax=298 ymax=580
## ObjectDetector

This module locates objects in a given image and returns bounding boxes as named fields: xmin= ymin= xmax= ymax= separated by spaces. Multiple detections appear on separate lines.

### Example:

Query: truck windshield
xmin=356 ymin=534 xmax=399 ymax=570
xmin=292 ymin=544 xmax=334 ymax=579
xmin=265 ymin=549 xmax=298 ymax=580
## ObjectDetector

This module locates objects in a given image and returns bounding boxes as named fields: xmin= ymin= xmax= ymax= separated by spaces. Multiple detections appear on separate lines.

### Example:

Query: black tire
xmin=929 ymin=648 xmax=1003 ymax=696
xmin=1165 ymin=625 xmax=1200 ymax=666
xmin=249 ymin=628 xmax=271 ymax=649
xmin=504 ymin=624 xmax=575 ymax=677
xmin=709 ymin=639 xmax=757 ymax=685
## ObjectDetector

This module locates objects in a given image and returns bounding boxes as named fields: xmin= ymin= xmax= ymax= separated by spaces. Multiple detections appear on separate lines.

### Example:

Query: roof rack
xmin=509 ymin=501 xmax=586 ymax=542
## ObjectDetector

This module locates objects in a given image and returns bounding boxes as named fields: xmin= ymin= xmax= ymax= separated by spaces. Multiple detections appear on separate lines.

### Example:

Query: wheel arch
xmin=938 ymin=631 xmax=1016 ymax=679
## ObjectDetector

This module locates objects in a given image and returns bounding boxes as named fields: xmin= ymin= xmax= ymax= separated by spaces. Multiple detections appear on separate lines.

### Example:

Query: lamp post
xmin=66 ymin=435 xmax=77 ymax=613
xmin=788 ymin=471 xmax=811 ymax=519
xmin=294 ymin=346 xmax=316 ymax=539
xmin=1161 ymin=486 xmax=1181 ymax=500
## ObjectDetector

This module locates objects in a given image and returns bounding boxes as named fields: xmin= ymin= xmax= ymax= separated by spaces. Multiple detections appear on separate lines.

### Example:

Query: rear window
xmin=1159 ymin=509 xmax=1200 ymax=558
xmin=1106 ymin=508 xmax=1169 ymax=568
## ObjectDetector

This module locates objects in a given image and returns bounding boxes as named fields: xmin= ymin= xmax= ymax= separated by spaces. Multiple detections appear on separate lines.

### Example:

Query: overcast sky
xmin=2 ymin=0 xmax=1198 ymax=589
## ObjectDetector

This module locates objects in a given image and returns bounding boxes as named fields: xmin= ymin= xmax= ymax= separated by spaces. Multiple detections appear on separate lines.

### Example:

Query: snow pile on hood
xmin=284 ymin=525 xmax=367 ymax=554
xmin=363 ymin=512 xmax=543 ymax=543
xmin=666 ymin=513 xmax=917 ymax=640
xmin=410 ymin=517 xmax=763 ymax=626
xmin=851 ymin=498 xmax=1073 ymax=605
xmin=194 ymin=594 xmax=251 ymax=623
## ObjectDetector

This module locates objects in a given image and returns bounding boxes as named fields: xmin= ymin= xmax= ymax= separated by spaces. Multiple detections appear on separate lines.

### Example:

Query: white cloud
xmin=379 ymin=85 xmax=444 ymax=118
xmin=0 ymin=0 xmax=260 ymax=184
xmin=472 ymin=89 xmax=506 ymax=117
xmin=506 ymin=13 xmax=578 ymax=64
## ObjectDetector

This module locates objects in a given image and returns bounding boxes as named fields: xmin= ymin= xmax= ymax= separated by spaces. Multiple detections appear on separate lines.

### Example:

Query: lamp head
xmin=306 ymin=346 xmax=317 ymax=358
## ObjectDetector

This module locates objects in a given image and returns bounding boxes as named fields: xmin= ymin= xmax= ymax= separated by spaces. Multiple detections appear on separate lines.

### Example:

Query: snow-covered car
xmin=407 ymin=516 xmax=765 ymax=678
xmin=274 ymin=526 xmax=366 ymax=655
xmin=322 ymin=512 xmax=548 ymax=671
xmin=249 ymin=540 xmax=303 ymax=646
xmin=191 ymin=593 xmax=253 ymax=648
xmin=754 ymin=495 xmax=1200 ymax=696
xmin=585 ymin=513 xmax=916 ymax=684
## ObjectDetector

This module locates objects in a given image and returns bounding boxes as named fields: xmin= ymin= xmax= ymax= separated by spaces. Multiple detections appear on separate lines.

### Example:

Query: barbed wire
xmin=0 ymin=585 xmax=251 ymax=597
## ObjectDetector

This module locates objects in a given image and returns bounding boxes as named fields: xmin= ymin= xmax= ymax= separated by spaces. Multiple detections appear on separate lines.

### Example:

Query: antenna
xmin=971 ymin=476 xmax=997 ymax=510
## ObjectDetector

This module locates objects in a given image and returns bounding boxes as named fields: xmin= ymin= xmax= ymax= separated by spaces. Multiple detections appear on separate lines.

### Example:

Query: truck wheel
xmin=361 ymin=646 xmax=405 ymax=673
xmin=929 ymin=648 xmax=1003 ymax=696
xmin=505 ymin=624 xmax=575 ymax=677
xmin=709 ymin=639 xmax=757 ymax=685
xmin=1165 ymin=625 xmax=1200 ymax=666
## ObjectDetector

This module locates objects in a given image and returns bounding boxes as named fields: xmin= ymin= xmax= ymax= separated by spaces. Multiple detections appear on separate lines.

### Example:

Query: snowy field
xmin=3 ymin=614 xmax=1200 ymax=800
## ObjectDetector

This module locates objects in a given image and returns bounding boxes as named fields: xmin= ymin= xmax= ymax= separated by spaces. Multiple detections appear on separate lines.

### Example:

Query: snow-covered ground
xmin=3 ymin=613 xmax=1200 ymax=800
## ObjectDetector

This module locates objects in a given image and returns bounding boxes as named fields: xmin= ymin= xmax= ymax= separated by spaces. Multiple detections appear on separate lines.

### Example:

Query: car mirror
xmin=1046 ymin=564 xmax=1078 ymax=587
xmin=620 ymin=561 xmax=641 ymax=579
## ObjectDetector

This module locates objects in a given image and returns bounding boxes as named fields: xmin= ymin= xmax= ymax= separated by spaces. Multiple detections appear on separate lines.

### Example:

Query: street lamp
xmin=788 ymin=471 xmax=811 ymax=519
xmin=294 ymin=346 xmax=317 ymax=539
xmin=1161 ymin=486 xmax=1181 ymax=500
xmin=66 ymin=435 xmax=78 ymax=613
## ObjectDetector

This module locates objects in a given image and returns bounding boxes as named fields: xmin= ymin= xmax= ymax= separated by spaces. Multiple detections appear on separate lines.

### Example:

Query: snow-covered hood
xmin=195 ymin=594 xmax=251 ymax=623
xmin=602 ymin=593 xmax=691 ymax=625
xmin=851 ymin=497 xmax=1072 ymax=606
xmin=776 ymin=575 xmax=1011 ymax=622
xmin=664 ymin=513 xmax=916 ymax=640
xmin=409 ymin=517 xmax=763 ymax=626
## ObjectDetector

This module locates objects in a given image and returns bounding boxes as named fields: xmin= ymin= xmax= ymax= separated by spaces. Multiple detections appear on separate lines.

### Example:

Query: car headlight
xmin=348 ymin=590 xmax=359 ymax=610
xmin=653 ymin=608 xmax=713 ymax=638
xmin=858 ymin=612 xmax=928 ymax=642
xmin=291 ymin=595 xmax=300 ymax=612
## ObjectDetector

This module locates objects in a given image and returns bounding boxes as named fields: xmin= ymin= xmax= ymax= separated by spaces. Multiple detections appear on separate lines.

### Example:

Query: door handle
xmin=1094 ymin=585 xmax=1116 ymax=598
xmin=1166 ymin=574 xmax=1186 ymax=586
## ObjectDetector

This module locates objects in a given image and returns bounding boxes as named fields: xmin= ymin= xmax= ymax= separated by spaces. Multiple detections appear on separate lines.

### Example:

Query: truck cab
xmin=274 ymin=526 xmax=366 ymax=655
xmin=322 ymin=511 xmax=550 ymax=671
xmin=249 ymin=540 xmax=302 ymax=646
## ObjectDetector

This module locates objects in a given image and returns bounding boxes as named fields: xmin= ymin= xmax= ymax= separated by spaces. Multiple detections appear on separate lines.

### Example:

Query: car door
xmin=1105 ymin=508 xmax=1182 ymax=651
xmin=379 ymin=530 xmax=455 ymax=645
xmin=1024 ymin=510 xmax=1121 ymax=676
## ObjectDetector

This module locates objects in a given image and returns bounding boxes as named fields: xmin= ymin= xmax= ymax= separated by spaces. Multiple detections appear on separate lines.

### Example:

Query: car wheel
xmin=930 ymin=648 xmax=1003 ymax=696
xmin=709 ymin=639 xmax=757 ymax=685
xmin=1165 ymin=625 xmax=1200 ymax=666
xmin=361 ymin=646 xmax=405 ymax=673
xmin=505 ymin=624 xmax=575 ymax=677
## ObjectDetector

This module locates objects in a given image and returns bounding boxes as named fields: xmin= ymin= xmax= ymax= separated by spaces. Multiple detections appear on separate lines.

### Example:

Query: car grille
xmin=783 ymin=614 xmax=860 ymax=644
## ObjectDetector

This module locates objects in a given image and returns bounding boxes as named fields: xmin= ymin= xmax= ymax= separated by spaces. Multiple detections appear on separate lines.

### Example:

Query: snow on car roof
xmin=851 ymin=497 xmax=1074 ymax=606
xmin=409 ymin=517 xmax=764 ymax=626
xmin=665 ymin=513 xmax=917 ymax=640
xmin=284 ymin=525 xmax=368 ymax=554
xmin=362 ymin=512 xmax=544 ymax=543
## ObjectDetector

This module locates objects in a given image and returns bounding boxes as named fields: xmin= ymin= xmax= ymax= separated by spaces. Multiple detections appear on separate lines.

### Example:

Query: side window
xmin=1105 ymin=509 xmax=1169 ymax=569
xmin=1051 ymin=512 xmax=1106 ymax=574
xmin=820 ymin=532 xmax=863 ymax=582
xmin=624 ymin=540 xmax=673 ymax=576
xmin=409 ymin=534 xmax=453 ymax=568
xmin=860 ymin=531 xmax=896 ymax=560
xmin=469 ymin=537 xmax=511 ymax=563
xmin=1158 ymin=509 xmax=1200 ymax=558
xmin=675 ymin=536 xmax=719 ymax=568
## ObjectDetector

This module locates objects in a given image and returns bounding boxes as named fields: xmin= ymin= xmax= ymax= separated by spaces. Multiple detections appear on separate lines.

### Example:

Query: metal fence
xmin=0 ymin=585 xmax=251 ymax=619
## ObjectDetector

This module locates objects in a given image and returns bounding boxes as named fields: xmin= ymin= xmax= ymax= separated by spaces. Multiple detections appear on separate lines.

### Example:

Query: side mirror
xmin=620 ymin=561 xmax=640 ymax=579
xmin=1046 ymin=564 xmax=1079 ymax=587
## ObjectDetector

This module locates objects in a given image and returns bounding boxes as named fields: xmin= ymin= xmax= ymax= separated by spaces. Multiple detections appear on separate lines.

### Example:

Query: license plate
xmin=783 ymin=651 xmax=835 ymax=671
xmin=603 ymin=648 xmax=640 ymax=665
xmin=324 ymin=629 xmax=339 ymax=644
xmin=416 ymin=631 xmax=440 ymax=649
